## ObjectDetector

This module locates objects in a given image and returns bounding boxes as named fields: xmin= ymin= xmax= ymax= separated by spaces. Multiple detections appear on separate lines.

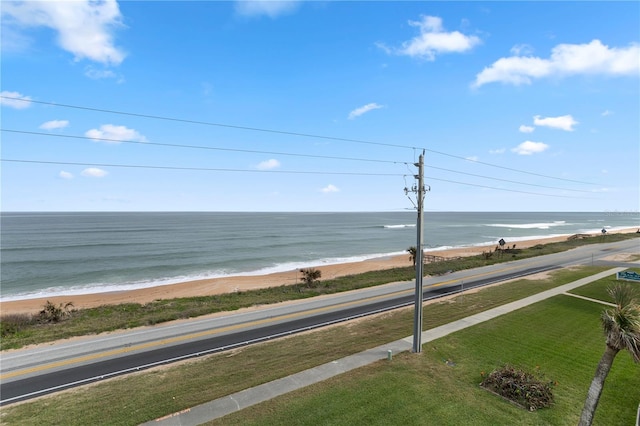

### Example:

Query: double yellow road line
xmin=1 ymin=260 xmax=536 ymax=381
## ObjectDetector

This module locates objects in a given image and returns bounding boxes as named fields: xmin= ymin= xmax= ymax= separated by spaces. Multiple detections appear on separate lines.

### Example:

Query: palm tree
xmin=407 ymin=246 xmax=417 ymax=267
xmin=579 ymin=284 xmax=640 ymax=426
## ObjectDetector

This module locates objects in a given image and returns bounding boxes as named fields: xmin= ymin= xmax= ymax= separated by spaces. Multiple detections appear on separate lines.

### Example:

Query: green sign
xmin=617 ymin=270 xmax=640 ymax=282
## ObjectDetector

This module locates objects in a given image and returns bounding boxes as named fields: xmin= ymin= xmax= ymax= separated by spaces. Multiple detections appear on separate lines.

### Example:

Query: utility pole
xmin=406 ymin=152 xmax=426 ymax=353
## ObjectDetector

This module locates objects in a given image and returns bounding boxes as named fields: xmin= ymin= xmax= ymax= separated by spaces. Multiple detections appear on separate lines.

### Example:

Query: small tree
xmin=579 ymin=284 xmax=640 ymax=425
xmin=482 ymin=249 xmax=494 ymax=260
xmin=300 ymin=268 xmax=322 ymax=287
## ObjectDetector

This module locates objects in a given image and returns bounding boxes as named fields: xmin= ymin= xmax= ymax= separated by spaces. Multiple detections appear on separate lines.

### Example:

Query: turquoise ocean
xmin=1 ymin=211 xmax=638 ymax=301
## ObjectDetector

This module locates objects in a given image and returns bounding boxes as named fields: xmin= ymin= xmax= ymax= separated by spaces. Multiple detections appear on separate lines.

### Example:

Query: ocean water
xmin=1 ymin=211 xmax=638 ymax=301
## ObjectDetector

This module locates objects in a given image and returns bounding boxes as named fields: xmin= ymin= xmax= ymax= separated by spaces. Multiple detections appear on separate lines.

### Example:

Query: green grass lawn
xmin=1 ymin=267 xmax=637 ymax=425
xmin=569 ymin=268 xmax=640 ymax=303
xmin=209 ymin=295 xmax=639 ymax=426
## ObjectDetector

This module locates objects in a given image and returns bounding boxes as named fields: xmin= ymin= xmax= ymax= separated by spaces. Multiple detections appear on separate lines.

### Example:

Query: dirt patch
xmin=600 ymin=253 xmax=640 ymax=263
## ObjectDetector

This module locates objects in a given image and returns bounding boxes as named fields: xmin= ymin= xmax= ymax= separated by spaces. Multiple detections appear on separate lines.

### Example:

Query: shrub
xmin=38 ymin=301 xmax=75 ymax=323
xmin=480 ymin=364 xmax=555 ymax=411
xmin=300 ymin=268 xmax=322 ymax=287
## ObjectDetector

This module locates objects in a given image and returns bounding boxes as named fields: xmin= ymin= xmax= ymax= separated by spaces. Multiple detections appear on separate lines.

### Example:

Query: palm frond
xmin=602 ymin=284 xmax=640 ymax=362
xmin=607 ymin=283 xmax=638 ymax=308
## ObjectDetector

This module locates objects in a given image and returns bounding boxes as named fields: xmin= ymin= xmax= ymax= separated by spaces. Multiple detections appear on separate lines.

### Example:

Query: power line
xmin=423 ymin=174 xmax=592 ymax=199
xmin=0 ymin=95 xmax=598 ymax=185
xmin=424 ymin=150 xmax=596 ymax=185
xmin=1 ymin=129 xmax=594 ymax=194
xmin=0 ymin=129 xmax=405 ymax=165
xmin=0 ymin=97 xmax=410 ymax=150
xmin=424 ymin=162 xmax=591 ymax=193
xmin=1 ymin=158 xmax=593 ymax=199
xmin=0 ymin=159 xmax=403 ymax=177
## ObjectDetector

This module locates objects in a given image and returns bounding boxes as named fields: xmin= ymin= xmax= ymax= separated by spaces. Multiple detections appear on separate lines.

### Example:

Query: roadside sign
xmin=616 ymin=270 xmax=640 ymax=282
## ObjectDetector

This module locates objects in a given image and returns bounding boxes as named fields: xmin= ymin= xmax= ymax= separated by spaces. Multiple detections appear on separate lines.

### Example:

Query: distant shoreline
xmin=1 ymin=228 xmax=637 ymax=316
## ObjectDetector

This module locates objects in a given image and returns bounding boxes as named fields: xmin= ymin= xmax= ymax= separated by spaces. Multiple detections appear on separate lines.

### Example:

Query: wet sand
xmin=1 ymin=229 xmax=637 ymax=316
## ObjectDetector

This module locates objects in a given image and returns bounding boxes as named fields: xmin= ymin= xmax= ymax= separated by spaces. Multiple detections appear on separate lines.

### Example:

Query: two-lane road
xmin=1 ymin=238 xmax=638 ymax=405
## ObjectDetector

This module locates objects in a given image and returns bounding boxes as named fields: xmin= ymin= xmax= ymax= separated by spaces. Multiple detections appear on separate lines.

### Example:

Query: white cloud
xmin=533 ymin=114 xmax=578 ymax=131
xmin=85 ymin=124 xmax=148 ymax=143
xmin=0 ymin=90 xmax=32 ymax=109
xmin=466 ymin=156 xmax=479 ymax=162
xmin=511 ymin=141 xmax=549 ymax=155
xmin=489 ymin=148 xmax=506 ymax=154
xmin=59 ymin=171 xmax=74 ymax=179
xmin=235 ymin=0 xmax=300 ymax=18
xmin=321 ymin=184 xmax=340 ymax=193
xmin=256 ymin=159 xmax=281 ymax=170
xmin=519 ymin=125 xmax=535 ymax=133
xmin=81 ymin=168 xmax=108 ymax=178
xmin=473 ymin=39 xmax=640 ymax=87
xmin=601 ymin=110 xmax=613 ymax=116
xmin=591 ymin=187 xmax=612 ymax=193
xmin=380 ymin=15 xmax=481 ymax=60
xmin=2 ymin=0 xmax=126 ymax=65
xmin=474 ymin=56 xmax=553 ymax=87
xmin=348 ymin=103 xmax=383 ymax=120
xmin=40 ymin=120 xmax=69 ymax=130
xmin=84 ymin=66 xmax=117 ymax=80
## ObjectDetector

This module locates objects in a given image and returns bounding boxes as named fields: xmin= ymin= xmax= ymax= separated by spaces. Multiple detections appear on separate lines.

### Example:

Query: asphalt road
xmin=1 ymin=237 xmax=638 ymax=405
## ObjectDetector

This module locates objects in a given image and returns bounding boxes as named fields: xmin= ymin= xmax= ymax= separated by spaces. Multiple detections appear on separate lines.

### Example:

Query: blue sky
xmin=1 ymin=1 xmax=638 ymax=212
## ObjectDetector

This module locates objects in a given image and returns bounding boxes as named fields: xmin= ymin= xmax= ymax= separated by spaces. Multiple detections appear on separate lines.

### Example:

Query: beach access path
xmin=143 ymin=266 xmax=632 ymax=426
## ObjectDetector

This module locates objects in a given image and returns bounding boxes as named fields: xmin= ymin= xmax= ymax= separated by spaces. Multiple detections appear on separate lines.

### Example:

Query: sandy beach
xmin=1 ymin=230 xmax=637 ymax=316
